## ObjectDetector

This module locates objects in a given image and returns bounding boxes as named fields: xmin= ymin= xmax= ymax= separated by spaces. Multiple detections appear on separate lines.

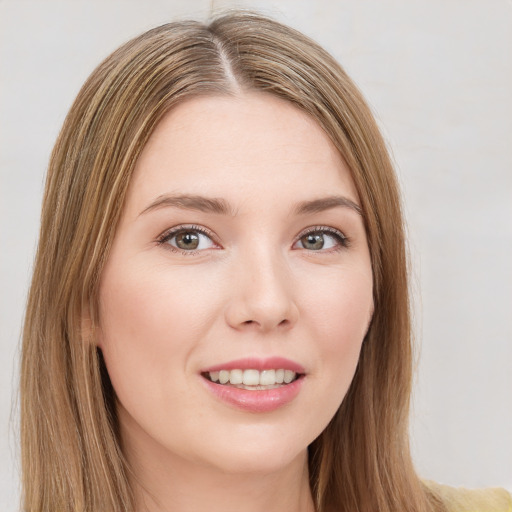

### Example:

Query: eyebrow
xmin=139 ymin=194 xmax=236 ymax=217
xmin=139 ymin=193 xmax=362 ymax=217
xmin=294 ymin=196 xmax=362 ymax=216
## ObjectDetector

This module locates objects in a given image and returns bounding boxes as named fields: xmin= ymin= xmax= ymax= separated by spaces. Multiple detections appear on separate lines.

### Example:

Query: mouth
xmin=200 ymin=358 xmax=306 ymax=412
xmin=202 ymin=368 xmax=303 ymax=390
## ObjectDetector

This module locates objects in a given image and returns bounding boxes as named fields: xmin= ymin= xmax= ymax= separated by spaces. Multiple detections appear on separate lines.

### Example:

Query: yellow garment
xmin=427 ymin=481 xmax=512 ymax=512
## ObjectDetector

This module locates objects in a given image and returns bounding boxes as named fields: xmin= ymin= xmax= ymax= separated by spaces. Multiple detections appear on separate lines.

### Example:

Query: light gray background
xmin=1 ymin=0 xmax=511 ymax=509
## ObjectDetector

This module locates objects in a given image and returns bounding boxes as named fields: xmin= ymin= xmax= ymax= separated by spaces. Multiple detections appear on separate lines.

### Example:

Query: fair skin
xmin=98 ymin=92 xmax=374 ymax=512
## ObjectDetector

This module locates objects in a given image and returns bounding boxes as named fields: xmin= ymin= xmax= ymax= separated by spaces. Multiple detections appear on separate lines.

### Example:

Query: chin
xmin=181 ymin=422 xmax=315 ymax=476
xmin=203 ymin=443 xmax=308 ymax=476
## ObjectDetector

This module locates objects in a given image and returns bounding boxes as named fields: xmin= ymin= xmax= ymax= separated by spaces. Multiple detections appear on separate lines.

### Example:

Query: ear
xmin=368 ymin=301 xmax=375 ymax=324
xmin=80 ymin=302 xmax=103 ymax=348
xmin=364 ymin=301 xmax=375 ymax=339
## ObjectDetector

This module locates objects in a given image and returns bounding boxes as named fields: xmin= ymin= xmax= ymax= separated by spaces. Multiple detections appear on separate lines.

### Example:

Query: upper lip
xmin=201 ymin=357 xmax=305 ymax=374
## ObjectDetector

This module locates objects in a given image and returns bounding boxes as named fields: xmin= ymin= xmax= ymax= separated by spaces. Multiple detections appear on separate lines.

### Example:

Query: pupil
xmin=304 ymin=233 xmax=324 ymax=250
xmin=176 ymin=231 xmax=199 ymax=250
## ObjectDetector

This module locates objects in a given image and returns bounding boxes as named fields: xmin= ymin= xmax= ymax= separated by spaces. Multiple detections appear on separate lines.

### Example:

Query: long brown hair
xmin=21 ymin=11 xmax=444 ymax=512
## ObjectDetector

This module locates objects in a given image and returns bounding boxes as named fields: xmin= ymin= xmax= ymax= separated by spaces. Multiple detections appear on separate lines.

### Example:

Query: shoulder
xmin=425 ymin=480 xmax=512 ymax=512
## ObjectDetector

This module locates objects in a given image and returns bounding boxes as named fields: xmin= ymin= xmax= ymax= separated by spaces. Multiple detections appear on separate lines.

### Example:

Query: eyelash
xmin=295 ymin=226 xmax=350 ymax=252
xmin=157 ymin=224 xmax=219 ymax=255
xmin=156 ymin=224 xmax=350 ymax=255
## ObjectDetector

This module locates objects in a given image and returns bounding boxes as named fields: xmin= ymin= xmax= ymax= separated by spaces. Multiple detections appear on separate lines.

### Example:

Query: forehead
xmin=127 ymin=92 xmax=359 ymax=213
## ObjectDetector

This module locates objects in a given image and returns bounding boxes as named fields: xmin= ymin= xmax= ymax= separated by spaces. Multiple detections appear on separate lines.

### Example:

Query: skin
xmin=98 ymin=92 xmax=374 ymax=512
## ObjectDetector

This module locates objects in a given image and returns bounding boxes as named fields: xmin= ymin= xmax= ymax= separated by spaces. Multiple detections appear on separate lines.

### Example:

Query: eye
xmin=293 ymin=227 xmax=348 ymax=251
xmin=158 ymin=225 xmax=218 ymax=253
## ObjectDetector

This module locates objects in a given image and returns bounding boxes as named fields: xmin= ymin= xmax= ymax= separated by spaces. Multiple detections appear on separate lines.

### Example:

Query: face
xmin=98 ymin=93 xmax=373 ymax=476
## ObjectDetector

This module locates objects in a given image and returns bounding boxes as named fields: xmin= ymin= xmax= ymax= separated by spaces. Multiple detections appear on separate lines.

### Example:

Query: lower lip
xmin=202 ymin=376 xmax=304 ymax=413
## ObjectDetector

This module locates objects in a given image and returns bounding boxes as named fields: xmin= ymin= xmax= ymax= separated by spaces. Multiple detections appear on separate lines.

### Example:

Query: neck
xmin=121 ymin=402 xmax=315 ymax=512
xmin=131 ymin=453 xmax=315 ymax=512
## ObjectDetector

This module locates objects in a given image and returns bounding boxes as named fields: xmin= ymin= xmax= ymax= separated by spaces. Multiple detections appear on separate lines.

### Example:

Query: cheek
xmin=96 ymin=261 xmax=219 ymax=406
xmin=99 ymin=259 xmax=219 ymax=345
xmin=301 ymin=264 xmax=373 ymax=344
xmin=300 ymin=265 xmax=373 ymax=404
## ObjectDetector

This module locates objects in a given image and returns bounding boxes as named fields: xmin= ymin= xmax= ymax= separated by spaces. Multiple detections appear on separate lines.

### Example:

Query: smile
xmin=201 ymin=358 xmax=306 ymax=412
xmin=204 ymin=369 xmax=300 ymax=389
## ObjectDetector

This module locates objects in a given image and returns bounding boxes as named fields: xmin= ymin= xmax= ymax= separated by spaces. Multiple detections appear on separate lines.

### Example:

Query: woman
xmin=20 ymin=10 xmax=510 ymax=512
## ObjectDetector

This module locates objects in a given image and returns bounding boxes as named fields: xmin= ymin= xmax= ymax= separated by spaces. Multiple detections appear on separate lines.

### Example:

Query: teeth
xmin=243 ymin=369 xmax=260 ymax=386
xmin=259 ymin=369 xmax=275 ymax=386
xmin=284 ymin=370 xmax=295 ymax=384
xmin=207 ymin=369 xmax=298 ymax=387
xmin=229 ymin=369 xmax=243 ymax=385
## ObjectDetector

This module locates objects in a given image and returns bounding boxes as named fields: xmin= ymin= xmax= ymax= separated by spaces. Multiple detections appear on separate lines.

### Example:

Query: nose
xmin=224 ymin=247 xmax=299 ymax=333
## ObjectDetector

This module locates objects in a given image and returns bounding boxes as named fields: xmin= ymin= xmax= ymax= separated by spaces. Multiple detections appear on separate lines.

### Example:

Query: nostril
xmin=241 ymin=319 xmax=289 ymax=328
